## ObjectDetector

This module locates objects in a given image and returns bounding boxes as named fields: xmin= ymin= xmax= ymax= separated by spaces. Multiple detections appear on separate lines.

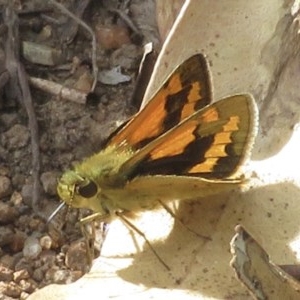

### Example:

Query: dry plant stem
xmin=18 ymin=66 xmax=41 ymax=209
xmin=130 ymin=43 xmax=157 ymax=110
xmin=4 ymin=3 xmax=41 ymax=214
xmin=18 ymin=8 xmax=53 ymax=16
xmin=56 ymin=0 xmax=91 ymax=44
xmin=108 ymin=8 xmax=141 ymax=36
xmin=0 ymin=70 xmax=9 ymax=90
xmin=48 ymin=0 xmax=98 ymax=91
xmin=279 ymin=265 xmax=300 ymax=282
xmin=29 ymin=77 xmax=87 ymax=104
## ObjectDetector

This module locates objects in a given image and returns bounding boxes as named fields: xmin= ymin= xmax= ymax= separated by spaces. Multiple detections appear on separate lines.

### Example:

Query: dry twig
xmin=4 ymin=2 xmax=41 ymax=213
xmin=48 ymin=0 xmax=98 ymax=91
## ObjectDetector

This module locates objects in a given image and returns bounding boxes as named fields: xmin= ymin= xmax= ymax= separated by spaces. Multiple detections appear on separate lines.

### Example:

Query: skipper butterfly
xmin=56 ymin=54 xmax=258 ymax=268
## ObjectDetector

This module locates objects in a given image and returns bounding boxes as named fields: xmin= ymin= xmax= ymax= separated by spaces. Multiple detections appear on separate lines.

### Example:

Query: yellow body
xmin=57 ymin=144 xmax=241 ymax=216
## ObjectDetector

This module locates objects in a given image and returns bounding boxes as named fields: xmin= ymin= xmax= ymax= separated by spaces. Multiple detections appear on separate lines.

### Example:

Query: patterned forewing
xmin=122 ymin=94 xmax=257 ymax=180
xmin=108 ymin=54 xmax=212 ymax=150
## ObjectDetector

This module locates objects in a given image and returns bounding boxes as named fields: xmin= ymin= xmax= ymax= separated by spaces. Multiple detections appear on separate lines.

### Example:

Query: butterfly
xmin=56 ymin=53 xmax=258 ymax=269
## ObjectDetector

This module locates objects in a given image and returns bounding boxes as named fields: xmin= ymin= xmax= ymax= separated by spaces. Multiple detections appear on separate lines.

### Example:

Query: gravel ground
xmin=0 ymin=0 xmax=159 ymax=298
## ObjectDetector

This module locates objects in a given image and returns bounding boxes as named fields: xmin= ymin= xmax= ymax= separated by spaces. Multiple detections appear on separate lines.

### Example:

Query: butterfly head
xmin=57 ymin=170 xmax=104 ymax=213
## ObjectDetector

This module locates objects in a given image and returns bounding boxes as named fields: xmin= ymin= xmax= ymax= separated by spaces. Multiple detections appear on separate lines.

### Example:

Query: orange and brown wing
xmin=120 ymin=94 xmax=258 ymax=180
xmin=108 ymin=54 xmax=212 ymax=150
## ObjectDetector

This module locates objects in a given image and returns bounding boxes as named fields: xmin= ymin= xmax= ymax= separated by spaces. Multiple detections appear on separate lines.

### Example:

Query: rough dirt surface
xmin=0 ymin=0 xmax=159 ymax=299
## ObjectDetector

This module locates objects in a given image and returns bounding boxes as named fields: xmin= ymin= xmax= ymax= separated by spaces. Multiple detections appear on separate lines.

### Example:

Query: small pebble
xmin=20 ymin=291 xmax=30 ymax=300
xmin=111 ymin=44 xmax=141 ymax=69
xmin=0 ymin=113 xmax=18 ymax=129
xmin=14 ymin=258 xmax=32 ymax=274
xmin=23 ymin=237 xmax=42 ymax=260
xmin=10 ymin=191 xmax=23 ymax=206
xmin=22 ymin=41 xmax=63 ymax=66
xmin=96 ymin=24 xmax=131 ymax=49
xmin=74 ymin=69 xmax=93 ymax=93
xmin=0 ymin=175 xmax=12 ymax=199
xmin=70 ymin=270 xmax=83 ymax=282
xmin=40 ymin=172 xmax=59 ymax=196
xmin=13 ymin=269 xmax=30 ymax=282
xmin=3 ymin=281 xmax=22 ymax=298
xmin=52 ymin=269 xmax=70 ymax=284
xmin=0 ymin=264 xmax=13 ymax=281
xmin=40 ymin=250 xmax=56 ymax=266
xmin=19 ymin=278 xmax=36 ymax=294
xmin=3 ymin=124 xmax=29 ymax=150
xmin=0 ymin=254 xmax=16 ymax=270
xmin=39 ymin=235 xmax=52 ymax=250
xmin=0 ymin=226 xmax=14 ymax=246
xmin=32 ymin=267 xmax=44 ymax=283
xmin=21 ymin=184 xmax=33 ymax=206
xmin=0 ymin=202 xmax=18 ymax=224
xmin=10 ymin=231 xmax=26 ymax=253
xmin=65 ymin=240 xmax=88 ymax=271
xmin=28 ymin=218 xmax=42 ymax=231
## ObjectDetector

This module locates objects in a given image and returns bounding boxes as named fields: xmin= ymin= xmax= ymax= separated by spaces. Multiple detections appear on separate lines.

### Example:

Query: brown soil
xmin=0 ymin=0 xmax=159 ymax=298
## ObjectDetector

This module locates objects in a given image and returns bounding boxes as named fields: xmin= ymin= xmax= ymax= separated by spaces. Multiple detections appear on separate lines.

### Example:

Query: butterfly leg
xmin=158 ymin=200 xmax=212 ymax=241
xmin=79 ymin=212 xmax=110 ymax=271
xmin=115 ymin=211 xmax=171 ymax=271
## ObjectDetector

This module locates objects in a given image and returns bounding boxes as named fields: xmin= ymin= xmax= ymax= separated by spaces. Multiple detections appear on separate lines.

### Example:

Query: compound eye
xmin=77 ymin=181 xmax=98 ymax=198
